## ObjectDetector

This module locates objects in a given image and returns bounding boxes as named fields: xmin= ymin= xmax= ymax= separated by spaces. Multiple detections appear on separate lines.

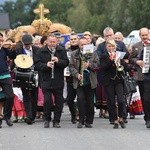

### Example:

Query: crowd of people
xmin=0 ymin=26 xmax=149 ymax=129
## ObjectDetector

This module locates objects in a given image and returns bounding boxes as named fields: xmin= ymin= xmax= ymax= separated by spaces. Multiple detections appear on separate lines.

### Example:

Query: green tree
xmin=40 ymin=0 xmax=72 ymax=25
xmin=67 ymin=0 xmax=92 ymax=32
xmin=1 ymin=0 xmax=150 ymax=35
xmin=128 ymin=0 xmax=150 ymax=30
xmin=109 ymin=0 xmax=131 ymax=35
xmin=0 ymin=0 xmax=37 ymax=28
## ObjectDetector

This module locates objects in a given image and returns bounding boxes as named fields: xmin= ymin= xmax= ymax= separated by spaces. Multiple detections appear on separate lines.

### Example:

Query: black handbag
xmin=123 ymin=74 xmax=137 ymax=94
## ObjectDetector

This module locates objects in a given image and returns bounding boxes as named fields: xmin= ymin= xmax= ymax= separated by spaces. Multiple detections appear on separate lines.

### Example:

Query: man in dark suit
xmin=13 ymin=34 xmax=39 ymax=125
xmin=96 ymin=27 xmax=129 ymax=124
xmin=97 ymin=27 xmax=128 ymax=57
xmin=130 ymin=27 xmax=150 ymax=122
xmin=35 ymin=34 xmax=69 ymax=128
xmin=65 ymin=33 xmax=79 ymax=124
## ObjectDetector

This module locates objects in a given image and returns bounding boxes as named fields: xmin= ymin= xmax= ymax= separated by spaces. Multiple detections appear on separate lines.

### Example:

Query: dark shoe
xmin=71 ymin=118 xmax=77 ymax=124
xmin=110 ymin=121 xmax=114 ymax=125
xmin=0 ymin=115 xmax=3 ymax=128
xmin=53 ymin=122 xmax=61 ymax=128
xmin=123 ymin=118 xmax=128 ymax=123
xmin=13 ymin=119 xmax=18 ymax=123
xmin=130 ymin=114 xmax=135 ymax=119
xmin=44 ymin=121 xmax=50 ymax=128
xmin=0 ymin=118 xmax=2 ymax=128
xmin=119 ymin=121 xmax=126 ymax=128
xmin=113 ymin=123 xmax=119 ymax=129
xmin=24 ymin=117 xmax=33 ymax=125
xmin=6 ymin=119 xmax=13 ymax=126
xmin=77 ymin=122 xmax=83 ymax=128
xmin=146 ymin=121 xmax=150 ymax=128
xmin=85 ymin=123 xmax=92 ymax=128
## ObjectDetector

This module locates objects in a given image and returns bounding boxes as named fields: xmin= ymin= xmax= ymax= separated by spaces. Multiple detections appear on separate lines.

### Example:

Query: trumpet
xmin=110 ymin=50 xmax=124 ymax=72
xmin=117 ymin=64 xmax=124 ymax=72
xmin=115 ymin=55 xmax=124 ymax=72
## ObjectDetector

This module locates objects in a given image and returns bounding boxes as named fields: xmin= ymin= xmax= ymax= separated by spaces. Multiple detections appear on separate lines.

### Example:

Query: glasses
xmin=70 ymin=38 xmax=77 ymax=41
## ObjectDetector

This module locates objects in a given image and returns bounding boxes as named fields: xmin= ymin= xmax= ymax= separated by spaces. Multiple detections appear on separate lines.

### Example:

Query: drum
xmin=13 ymin=68 xmax=38 ymax=89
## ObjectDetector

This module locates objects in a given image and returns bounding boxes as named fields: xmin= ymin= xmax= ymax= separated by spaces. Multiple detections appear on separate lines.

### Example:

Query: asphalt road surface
xmin=0 ymin=106 xmax=149 ymax=150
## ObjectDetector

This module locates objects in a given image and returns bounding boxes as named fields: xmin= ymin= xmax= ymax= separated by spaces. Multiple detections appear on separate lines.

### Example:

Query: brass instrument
xmin=111 ymin=50 xmax=124 ymax=72
xmin=117 ymin=64 xmax=124 ymax=72
xmin=115 ymin=56 xmax=124 ymax=72
xmin=79 ymin=56 xmax=85 ymax=86
xmin=79 ymin=52 xmax=92 ymax=86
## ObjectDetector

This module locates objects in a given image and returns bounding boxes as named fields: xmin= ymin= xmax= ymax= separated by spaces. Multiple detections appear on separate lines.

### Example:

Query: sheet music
xmin=142 ymin=46 xmax=150 ymax=73
xmin=64 ymin=51 xmax=71 ymax=76
xmin=83 ymin=44 xmax=94 ymax=54
xmin=116 ymin=51 xmax=126 ymax=59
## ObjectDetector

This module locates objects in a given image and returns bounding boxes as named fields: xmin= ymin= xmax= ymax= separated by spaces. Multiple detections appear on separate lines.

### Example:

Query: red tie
xmin=144 ymin=40 xmax=150 ymax=46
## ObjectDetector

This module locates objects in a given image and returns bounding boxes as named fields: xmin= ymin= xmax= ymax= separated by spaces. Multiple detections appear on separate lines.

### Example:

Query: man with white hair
xmin=130 ymin=27 xmax=150 ymax=123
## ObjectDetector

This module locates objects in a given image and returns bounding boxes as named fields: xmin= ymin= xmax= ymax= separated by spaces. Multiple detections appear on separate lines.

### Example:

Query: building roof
xmin=0 ymin=13 xmax=10 ymax=29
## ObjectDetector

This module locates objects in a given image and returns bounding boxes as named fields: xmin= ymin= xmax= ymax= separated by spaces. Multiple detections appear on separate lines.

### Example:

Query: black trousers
xmin=66 ymin=82 xmax=76 ymax=119
xmin=143 ymin=81 xmax=150 ymax=121
xmin=0 ymin=78 xmax=14 ymax=120
xmin=42 ymin=88 xmax=64 ymax=123
xmin=138 ymin=80 xmax=147 ymax=120
xmin=76 ymin=85 xmax=94 ymax=124
xmin=105 ymin=80 xmax=125 ymax=121
xmin=21 ymin=87 xmax=38 ymax=121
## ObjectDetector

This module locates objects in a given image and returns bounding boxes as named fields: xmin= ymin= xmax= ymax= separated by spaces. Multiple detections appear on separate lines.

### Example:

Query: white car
xmin=127 ymin=30 xmax=140 ymax=41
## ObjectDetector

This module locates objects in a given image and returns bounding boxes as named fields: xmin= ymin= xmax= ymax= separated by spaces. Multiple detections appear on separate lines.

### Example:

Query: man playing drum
xmin=12 ymin=34 xmax=39 ymax=125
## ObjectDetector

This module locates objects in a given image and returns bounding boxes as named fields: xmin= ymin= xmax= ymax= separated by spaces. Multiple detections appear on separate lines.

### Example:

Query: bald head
xmin=114 ymin=32 xmax=124 ymax=41
xmin=139 ymin=27 xmax=149 ymax=42
xmin=139 ymin=28 xmax=149 ymax=35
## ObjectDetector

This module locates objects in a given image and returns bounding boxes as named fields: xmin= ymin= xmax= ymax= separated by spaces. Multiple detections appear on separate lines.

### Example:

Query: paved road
xmin=0 ymin=106 xmax=149 ymax=150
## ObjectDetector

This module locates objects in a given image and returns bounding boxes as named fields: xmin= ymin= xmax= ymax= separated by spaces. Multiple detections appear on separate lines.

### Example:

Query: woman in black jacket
xmin=100 ymin=39 xmax=126 ymax=129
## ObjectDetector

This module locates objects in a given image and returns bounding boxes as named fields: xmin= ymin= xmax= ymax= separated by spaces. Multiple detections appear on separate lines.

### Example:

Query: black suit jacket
xmin=35 ymin=45 xmax=69 ymax=89
xmin=96 ymin=40 xmax=129 ymax=59
xmin=10 ymin=45 xmax=39 ymax=70
xmin=100 ymin=52 xmax=124 ymax=86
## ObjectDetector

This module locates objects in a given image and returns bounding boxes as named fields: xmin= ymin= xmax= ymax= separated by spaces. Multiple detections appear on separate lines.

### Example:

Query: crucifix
xmin=33 ymin=3 xmax=50 ymax=20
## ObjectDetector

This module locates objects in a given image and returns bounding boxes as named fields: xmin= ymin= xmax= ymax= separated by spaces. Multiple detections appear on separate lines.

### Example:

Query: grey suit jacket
xmin=130 ymin=41 xmax=143 ymax=81
xmin=69 ymin=49 xmax=99 ymax=89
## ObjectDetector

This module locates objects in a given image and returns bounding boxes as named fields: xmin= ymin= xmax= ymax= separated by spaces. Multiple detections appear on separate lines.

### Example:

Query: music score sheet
xmin=142 ymin=46 xmax=150 ymax=73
